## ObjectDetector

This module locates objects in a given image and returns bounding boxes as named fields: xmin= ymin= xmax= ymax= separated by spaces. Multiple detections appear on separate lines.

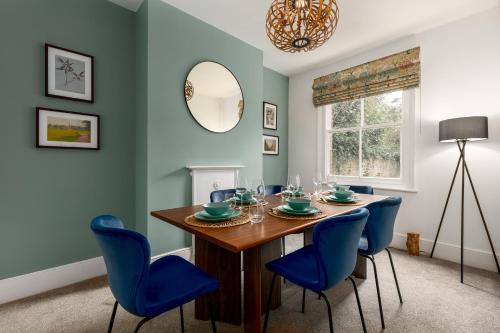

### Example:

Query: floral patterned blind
xmin=312 ymin=47 xmax=420 ymax=107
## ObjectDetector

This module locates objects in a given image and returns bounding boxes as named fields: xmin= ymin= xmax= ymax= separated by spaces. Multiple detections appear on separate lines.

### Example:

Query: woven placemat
xmin=317 ymin=199 xmax=365 ymax=206
xmin=184 ymin=213 xmax=251 ymax=228
xmin=267 ymin=208 xmax=327 ymax=220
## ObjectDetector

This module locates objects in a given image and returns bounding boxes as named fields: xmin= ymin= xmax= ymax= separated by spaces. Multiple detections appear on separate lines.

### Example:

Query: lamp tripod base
xmin=430 ymin=140 xmax=500 ymax=283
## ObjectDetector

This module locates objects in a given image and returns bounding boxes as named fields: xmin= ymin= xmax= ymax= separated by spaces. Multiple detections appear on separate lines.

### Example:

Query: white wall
xmin=289 ymin=8 xmax=500 ymax=272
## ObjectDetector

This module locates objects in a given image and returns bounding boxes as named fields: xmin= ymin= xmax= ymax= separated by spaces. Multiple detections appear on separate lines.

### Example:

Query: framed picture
xmin=263 ymin=135 xmax=279 ymax=155
xmin=45 ymin=44 xmax=94 ymax=103
xmin=36 ymin=107 xmax=100 ymax=150
xmin=263 ymin=102 xmax=277 ymax=130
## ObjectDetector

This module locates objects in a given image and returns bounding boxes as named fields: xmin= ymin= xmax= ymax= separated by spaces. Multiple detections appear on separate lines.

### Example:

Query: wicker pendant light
xmin=266 ymin=0 xmax=339 ymax=53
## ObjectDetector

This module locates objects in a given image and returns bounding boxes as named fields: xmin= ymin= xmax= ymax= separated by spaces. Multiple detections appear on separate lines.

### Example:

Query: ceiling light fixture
xmin=266 ymin=0 xmax=339 ymax=53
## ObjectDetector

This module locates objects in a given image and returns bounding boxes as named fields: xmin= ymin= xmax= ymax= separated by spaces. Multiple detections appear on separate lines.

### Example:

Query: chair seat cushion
xmin=144 ymin=255 xmax=219 ymax=316
xmin=358 ymin=236 xmax=369 ymax=251
xmin=266 ymin=245 xmax=322 ymax=292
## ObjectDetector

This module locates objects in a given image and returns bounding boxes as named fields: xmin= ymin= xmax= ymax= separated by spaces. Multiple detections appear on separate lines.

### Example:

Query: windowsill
xmin=373 ymin=186 xmax=418 ymax=193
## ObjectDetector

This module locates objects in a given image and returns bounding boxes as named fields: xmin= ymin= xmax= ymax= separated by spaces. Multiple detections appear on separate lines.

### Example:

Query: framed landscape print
xmin=45 ymin=44 xmax=94 ymax=103
xmin=36 ymin=107 xmax=100 ymax=150
xmin=263 ymin=102 xmax=277 ymax=130
xmin=263 ymin=135 xmax=279 ymax=155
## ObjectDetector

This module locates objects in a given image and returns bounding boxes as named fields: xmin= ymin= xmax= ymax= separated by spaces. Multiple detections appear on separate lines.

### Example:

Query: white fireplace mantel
xmin=186 ymin=165 xmax=245 ymax=205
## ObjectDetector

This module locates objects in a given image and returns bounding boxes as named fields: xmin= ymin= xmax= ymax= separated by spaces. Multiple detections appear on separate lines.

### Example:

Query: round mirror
xmin=184 ymin=61 xmax=244 ymax=133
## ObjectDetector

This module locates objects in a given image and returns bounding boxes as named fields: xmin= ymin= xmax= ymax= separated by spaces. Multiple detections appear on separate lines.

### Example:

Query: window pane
xmin=331 ymin=131 xmax=359 ymax=176
xmin=331 ymin=99 xmax=361 ymax=128
xmin=364 ymin=91 xmax=402 ymax=125
xmin=362 ymin=127 xmax=400 ymax=178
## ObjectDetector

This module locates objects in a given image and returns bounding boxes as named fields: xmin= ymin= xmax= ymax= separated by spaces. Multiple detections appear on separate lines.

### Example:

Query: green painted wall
xmin=135 ymin=1 xmax=149 ymax=236
xmin=263 ymin=68 xmax=289 ymax=186
xmin=143 ymin=0 xmax=264 ymax=254
xmin=0 ymin=0 xmax=136 ymax=279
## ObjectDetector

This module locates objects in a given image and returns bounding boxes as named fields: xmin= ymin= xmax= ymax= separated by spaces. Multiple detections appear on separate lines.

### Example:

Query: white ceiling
xmin=109 ymin=0 xmax=499 ymax=75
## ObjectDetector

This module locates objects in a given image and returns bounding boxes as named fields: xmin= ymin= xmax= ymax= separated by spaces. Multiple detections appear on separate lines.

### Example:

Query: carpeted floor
xmin=1 ymin=235 xmax=499 ymax=333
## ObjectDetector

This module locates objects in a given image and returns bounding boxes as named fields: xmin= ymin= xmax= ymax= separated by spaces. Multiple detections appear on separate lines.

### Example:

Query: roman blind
xmin=312 ymin=47 xmax=420 ymax=107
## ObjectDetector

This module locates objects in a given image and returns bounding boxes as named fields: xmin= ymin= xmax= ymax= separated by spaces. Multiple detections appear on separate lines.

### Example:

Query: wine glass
xmin=250 ymin=201 xmax=264 ymax=224
xmin=253 ymin=179 xmax=265 ymax=201
xmin=225 ymin=193 xmax=236 ymax=210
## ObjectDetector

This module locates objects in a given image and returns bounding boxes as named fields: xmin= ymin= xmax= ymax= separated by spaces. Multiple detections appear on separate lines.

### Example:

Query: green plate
xmin=277 ymin=205 xmax=319 ymax=216
xmin=325 ymin=195 xmax=358 ymax=203
xmin=195 ymin=209 xmax=241 ymax=221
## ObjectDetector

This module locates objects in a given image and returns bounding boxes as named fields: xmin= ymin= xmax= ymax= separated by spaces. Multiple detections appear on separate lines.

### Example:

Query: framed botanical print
xmin=36 ymin=107 xmax=100 ymax=150
xmin=263 ymin=102 xmax=277 ymax=130
xmin=45 ymin=44 xmax=94 ymax=103
xmin=263 ymin=135 xmax=279 ymax=155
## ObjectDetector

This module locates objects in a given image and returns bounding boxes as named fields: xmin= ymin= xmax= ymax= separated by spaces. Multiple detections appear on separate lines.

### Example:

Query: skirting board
xmin=0 ymin=247 xmax=192 ymax=305
xmin=391 ymin=232 xmax=500 ymax=272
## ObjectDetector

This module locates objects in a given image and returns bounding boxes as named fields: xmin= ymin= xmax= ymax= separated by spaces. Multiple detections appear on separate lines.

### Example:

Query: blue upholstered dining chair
xmin=345 ymin=185 xmax=374 ymax=195
xmin=358 ymin=196 xmax=403 ymax=329
xmin=90 ymin=215 xmax=219 ymax=333
xmin=257 ymin=184 xmax=283 ymax=196
xmin=263 ymin=209 xmax=370 ymax=333
xmin=210 ymin=189 xmax=236 ymax=203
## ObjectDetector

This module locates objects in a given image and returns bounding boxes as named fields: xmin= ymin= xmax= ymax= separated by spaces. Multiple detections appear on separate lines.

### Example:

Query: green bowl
xmin=202 ymin=202 xmax=230 ymax=216
xmin=333 ymin=190 xmax=354 ymax=200
xmin=236 ymin=190 xmax=253 ymax=201
xmin=335 ymin=185 xmax=350 ymax=191
xmin=286 ymin=198 xmax=311 ymax=211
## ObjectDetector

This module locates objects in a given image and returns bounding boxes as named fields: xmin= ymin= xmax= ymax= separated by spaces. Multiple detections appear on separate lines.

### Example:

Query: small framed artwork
xmin=36 ymin=107 xmax=100 ymax=150
xmin=263 ymin=135 xmax=279 ymax=155
xmin=45 ymin=44 xmax=94 ymax=103
xmin=263 ymin=102 xmax=277 ymax=130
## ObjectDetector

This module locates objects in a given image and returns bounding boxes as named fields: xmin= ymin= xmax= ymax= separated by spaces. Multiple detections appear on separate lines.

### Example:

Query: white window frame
xmin=317 ymin=89 xmax=417 ymax=191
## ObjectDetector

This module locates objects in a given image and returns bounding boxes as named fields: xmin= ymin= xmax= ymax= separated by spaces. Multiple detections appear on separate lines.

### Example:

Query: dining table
xmin=151 ymin=193 xmax=388 ymax=333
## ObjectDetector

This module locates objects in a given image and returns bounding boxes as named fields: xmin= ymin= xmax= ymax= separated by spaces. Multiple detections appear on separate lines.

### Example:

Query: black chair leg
xmin=301 ymin=288 xmax=306 ymax=313
xmin=107 ymin=301 xmax=118 ymax=333
xmin=385 ymin=248 xmax=403 ymax=304
xmin=348 ymin=277 xmax=367 ymax=333
xmin=208 ymin=300 xmax=217 ymax=333
xmin=282 ymin=238 xmax=287 ymax=284
xmin=263 ymin=273 xmax=278 ymax=333
xmin=318 ymin=292 xmax=334 ymax=333
xmin=133 ymin=316 xmax=155 ymax=333
xmin=364 ymin=254 xmax=385 ymax=329
xmin=180 ymin=305 xmax=185 ymax=332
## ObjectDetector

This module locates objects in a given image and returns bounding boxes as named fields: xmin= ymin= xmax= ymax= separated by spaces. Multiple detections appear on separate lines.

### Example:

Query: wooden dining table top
xmin=151 ymin=193 xmax=388 ymax=253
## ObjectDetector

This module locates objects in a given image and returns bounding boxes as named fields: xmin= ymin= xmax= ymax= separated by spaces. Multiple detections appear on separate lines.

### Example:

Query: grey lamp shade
xmin=439 ymin=116 xmax=488 ymax=142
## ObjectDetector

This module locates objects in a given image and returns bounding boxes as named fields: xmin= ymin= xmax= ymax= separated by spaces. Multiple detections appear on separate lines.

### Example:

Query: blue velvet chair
xmin=257 ymin=184 xmax=283 ymax=195
xmin=358 ymin=196 xmax=403 ymax=329
xmin=263 ymin=209 xmax=370 ymax=333
xmin=210 ymin=189 xmax=236 ymax=203
xmin=345 ymin=185 xmax=374 ymax=195
xmin=90 ymin=215 xmax=219 ymax=333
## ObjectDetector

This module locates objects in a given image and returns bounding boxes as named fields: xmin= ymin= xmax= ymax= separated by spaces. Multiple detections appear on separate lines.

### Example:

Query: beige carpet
xmin=1 ymin=236 xmax=499 ymax=333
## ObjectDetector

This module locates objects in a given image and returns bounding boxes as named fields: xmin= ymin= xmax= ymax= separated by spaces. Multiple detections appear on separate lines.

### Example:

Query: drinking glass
xmin=250 ymin=201 xmax=264 ymax=224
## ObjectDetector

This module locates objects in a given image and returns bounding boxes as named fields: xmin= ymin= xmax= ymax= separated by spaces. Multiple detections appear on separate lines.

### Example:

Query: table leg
xmin=304 ymin=227 xmax=367 ymax=279
xmin=195 ymin=236 xmax=242 ymax=325
xmin=353 ymin=255 xmax=367 ymax=279
xmin=243 ymin=240 xmax=281 ymax=333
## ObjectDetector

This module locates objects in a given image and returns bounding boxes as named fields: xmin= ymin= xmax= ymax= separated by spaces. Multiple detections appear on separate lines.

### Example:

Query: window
xmin=320 ymin=89 xmax=416 ymax=189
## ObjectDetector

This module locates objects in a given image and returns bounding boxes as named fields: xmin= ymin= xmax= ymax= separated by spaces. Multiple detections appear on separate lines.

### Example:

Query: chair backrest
xmin=210 ymin=189 xmax=236 ymax=203
xmin=363 ymin=196 xmax=402 ymax=254
xmin=90 ymin=215 xmax=149 ymax=315
xmin=313 ymin=208 xmax=369 ymax=290
xmin=258 ymin=185 xmax=283 ymax=195
xmin=346 ymin=185 xmax=374 ymax=195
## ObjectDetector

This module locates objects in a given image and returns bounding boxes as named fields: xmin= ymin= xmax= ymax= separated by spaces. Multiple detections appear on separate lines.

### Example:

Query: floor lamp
xmin=430 ymin=116 xmax=500 ymax=283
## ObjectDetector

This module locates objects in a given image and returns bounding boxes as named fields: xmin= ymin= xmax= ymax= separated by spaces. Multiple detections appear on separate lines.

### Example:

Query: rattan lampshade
xmin=266 ymin=0 xmax=339 ymax=53
xmin=439 ymin=116 xmax=488 ymax=142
